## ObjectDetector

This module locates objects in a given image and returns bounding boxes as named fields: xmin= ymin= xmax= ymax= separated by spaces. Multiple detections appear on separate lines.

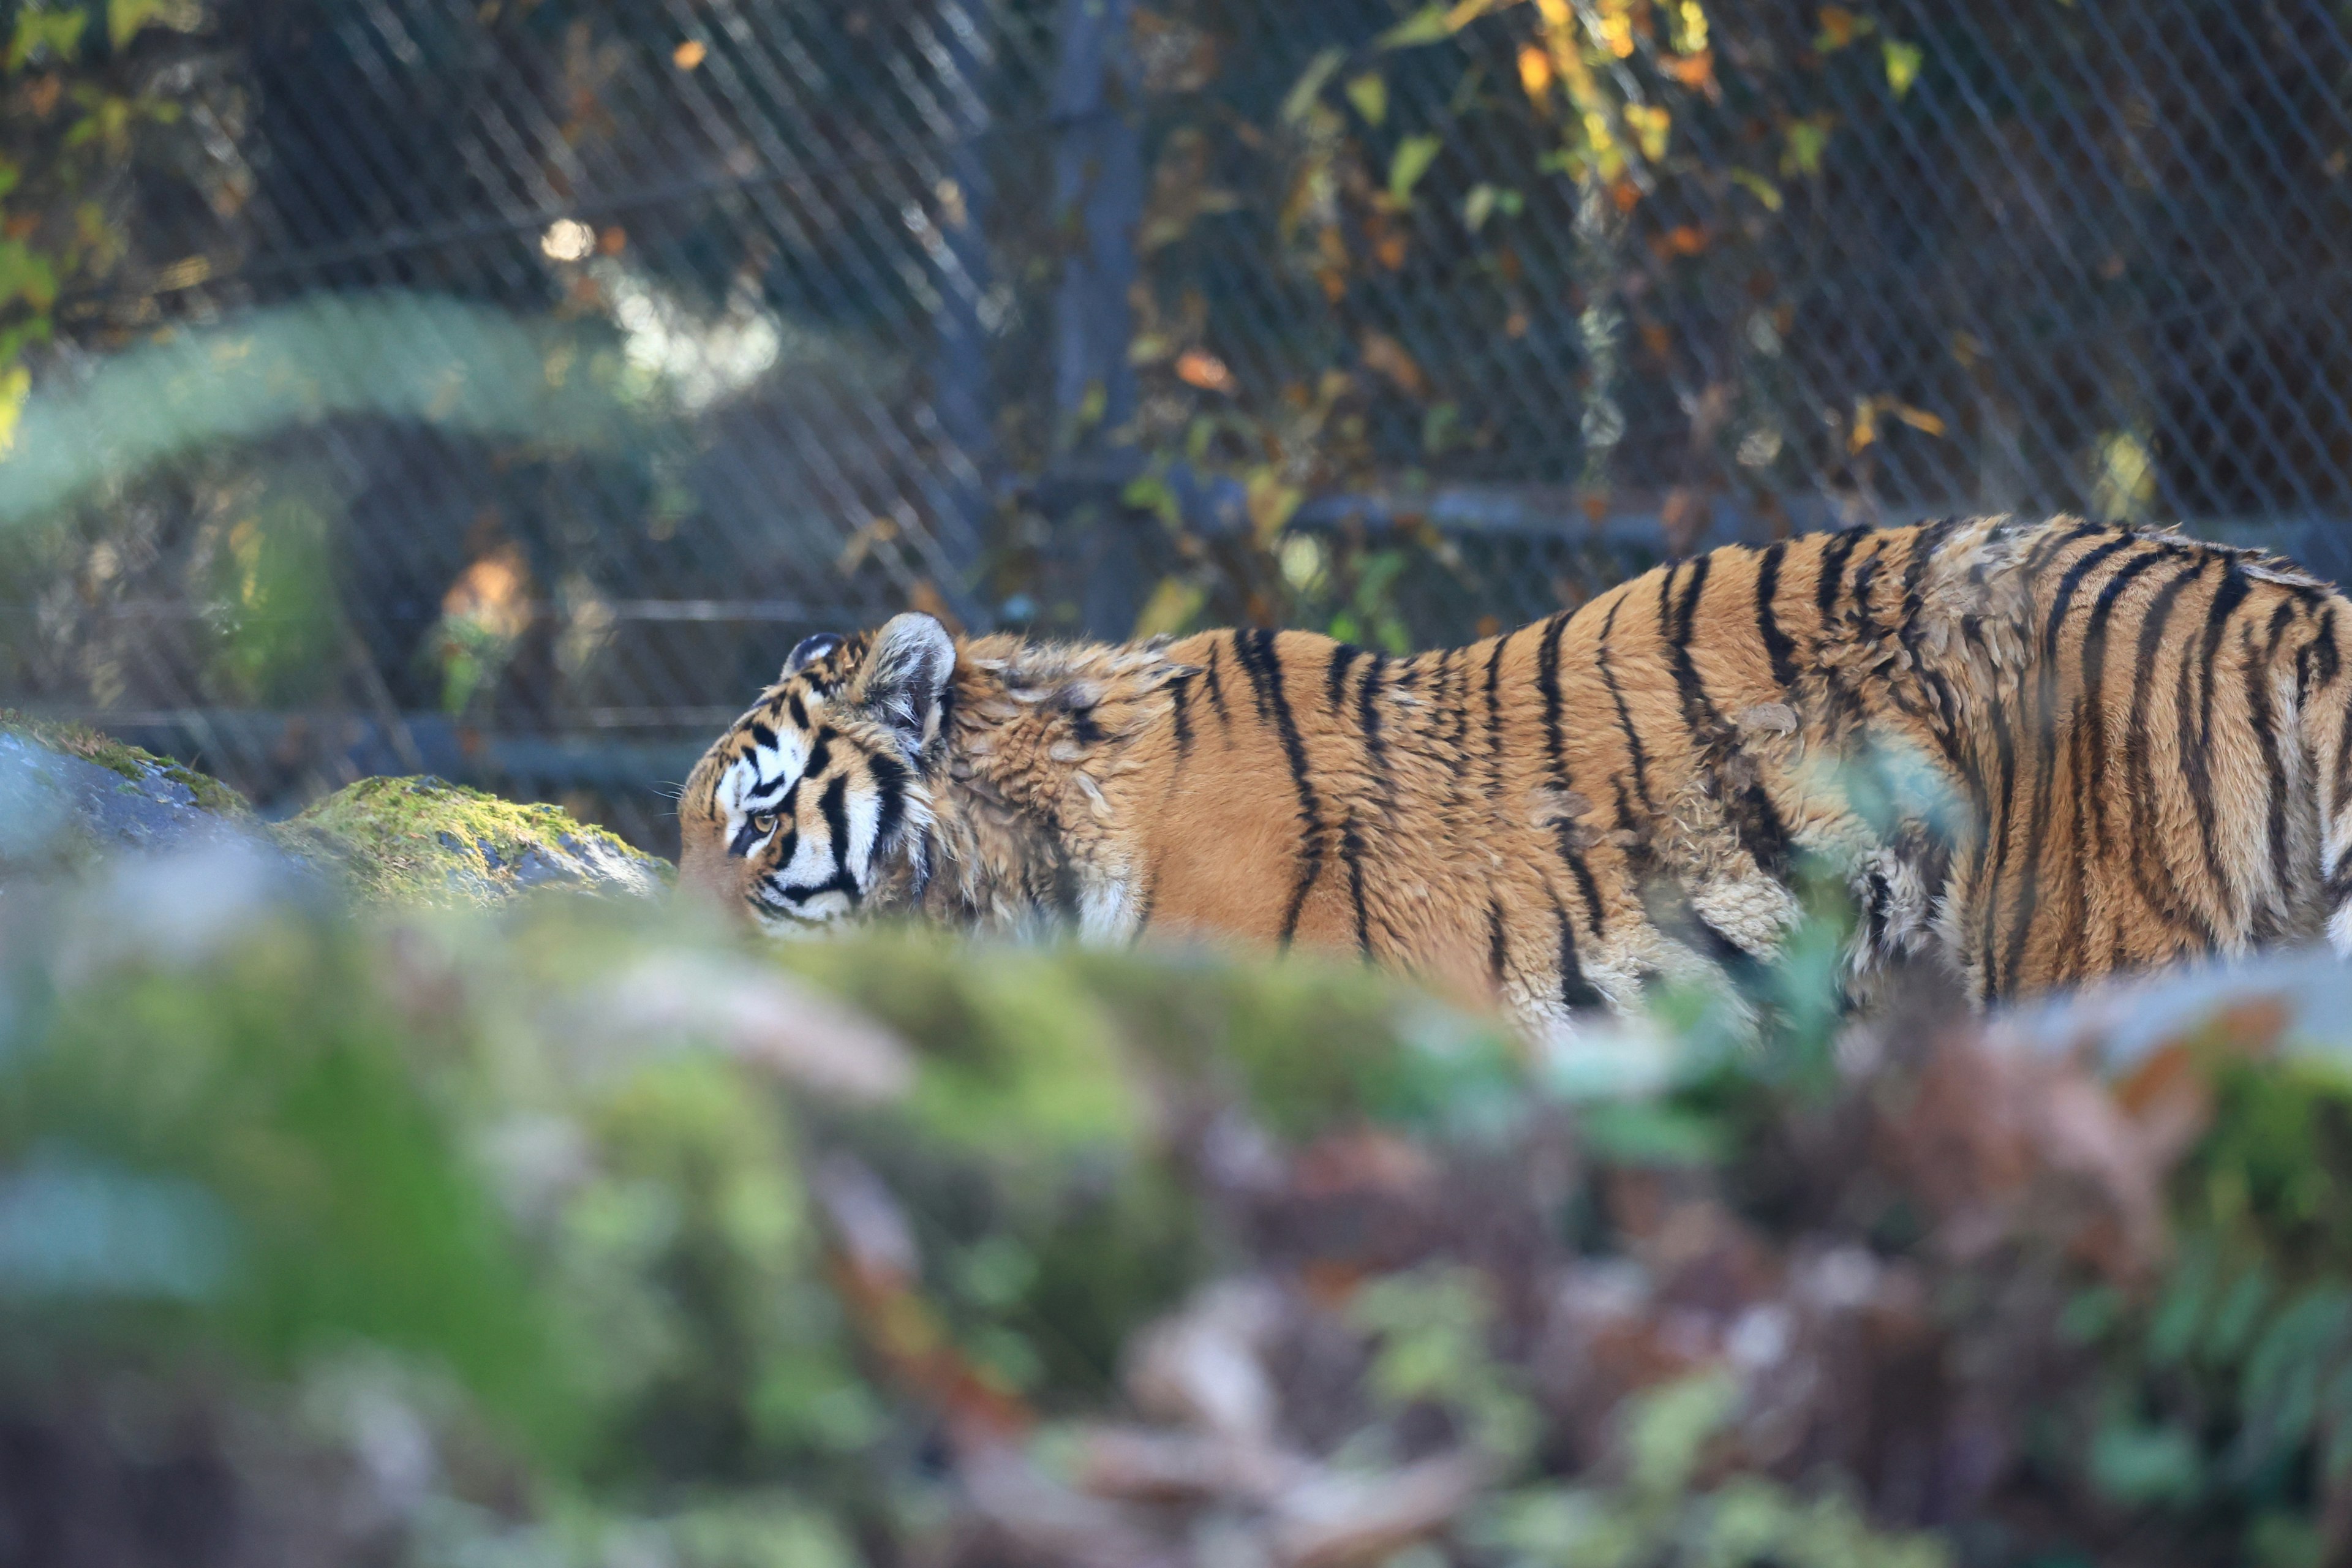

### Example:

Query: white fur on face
xmin=718 ymin=726 xmax=813 ymax=841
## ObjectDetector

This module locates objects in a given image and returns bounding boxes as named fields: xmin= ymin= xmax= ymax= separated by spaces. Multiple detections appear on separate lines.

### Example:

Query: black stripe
xmin=2182 ymin=565 xmax=2252 ymax=923
xmin=1550 ymin=891 xmax=1608 ymax=1011
xmin=1235 ymin=630 xmax=1273 ymax=722
xmin=1998 ymin=534 xmax=2137 ymax=992
xmin=1816 ymin=528 xmax=1865 ymax=628
xmin=868 ymin=751 xmax=908 ymax=848
xmin=1203 ymin=639 xmax=1232 ymax=729
xmin=2311 ymin=605 xmax=2342 ymax=692
xmin=2079 ymin=548 xmax=2170 ymax=898
xmin=1487 ymin=897 xmax=1509 ymax=987
xmin=1537 ymin=608 xmax=1574 ymax=776
xmin=1537 ymin=609 xmax=1608 ymax=932
xmin=1325 ymin=643 xmax=1364 ymax=712
xmin=1847 ymin=538 xmax=1888 ymax=635
xmin=2022 ymin=518 xmax=2109 ymax=582
xmin=1436 ymin=649 xmax=1468 ymax=851
xmin=1068 ymin=703 xmax=1104 ymax=747
xmin=1352 ymin=652 xmax=1396 ymax=956
xmin=1661 ymin=553 xmax=1793 ymax=883
xmin=2121 ymin=560 xmax=2214 ymax=943
xmin=2248 ymin=604 xmax=2297 ymax=926
xmin=2045 ymin=538 xmax=2139 ymax=658
xmin=785 ymin=692 xmax=810 ymax=730
xmin=1596 ymin=595 xmax=1654 ymax=816
xmin=1232 ymin=629 xmax=1328 ymax=945
xmin=1343 ymin=821 xmax=1371 ymax=955
xmin=1899 ymin=516 xmax=1964 ymax=628
xmin=820 ymin=774 xmax=853 ymax=873
xmin=1357 ymin=652 xmax=1390 ymax=780
xmin=1974 ymin=666 xmax=2020 ymax=1000
xmin=1169 ymin=673 xmax=1196 ymax=759
xmin=748 ymin=720 xmax=779 ymax=753
xmin=1755 ymin=540 xmax=1798 ymax=689
xmin=1483 ymin=631 xmax=1509 ymax=805
xmin=2332 ymin=682 xmax=2352 ymax=834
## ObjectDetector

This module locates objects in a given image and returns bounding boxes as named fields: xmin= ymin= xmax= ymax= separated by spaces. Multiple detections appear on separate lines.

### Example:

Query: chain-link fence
xmin=1 ymin=0 xmax=2346 ymax=853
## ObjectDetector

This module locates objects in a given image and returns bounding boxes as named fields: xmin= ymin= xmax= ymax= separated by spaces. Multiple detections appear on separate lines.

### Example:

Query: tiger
xmin=677 ymin=514 xmax=2352 ymax=1038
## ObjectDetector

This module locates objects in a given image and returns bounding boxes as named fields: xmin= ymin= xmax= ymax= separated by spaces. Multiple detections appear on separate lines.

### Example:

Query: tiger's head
xmin=677 ymin=612 xmax=956 ymax=935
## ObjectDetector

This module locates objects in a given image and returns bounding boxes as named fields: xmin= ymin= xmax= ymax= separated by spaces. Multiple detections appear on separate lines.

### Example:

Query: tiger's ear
xmin=854 ymin=612 xmax=956 ymax=755
xmin=783 ymin=633 xmax=845 ymax=680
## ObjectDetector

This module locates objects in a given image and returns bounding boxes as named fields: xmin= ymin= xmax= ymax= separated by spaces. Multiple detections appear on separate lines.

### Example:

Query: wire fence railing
xmin=1 ymin=0 xmax=2346 ymax=854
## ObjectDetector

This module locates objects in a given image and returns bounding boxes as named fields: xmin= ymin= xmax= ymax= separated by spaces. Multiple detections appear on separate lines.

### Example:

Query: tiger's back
xmin=1110 ymin=516 xmax=2352 ymax=1017
xmin=679 ymin=514 xmax=2352 ymax=1033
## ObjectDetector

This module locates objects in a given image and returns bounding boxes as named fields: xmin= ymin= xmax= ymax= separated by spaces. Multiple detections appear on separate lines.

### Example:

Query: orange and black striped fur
xmin=679 ymin=516 xmax=2352 ymax=1036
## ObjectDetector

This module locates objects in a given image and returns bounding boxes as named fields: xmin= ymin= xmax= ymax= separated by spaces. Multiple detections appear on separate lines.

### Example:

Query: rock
xmin=1 ymin=715 xmax=669 ymax=906
xmin=0 ymin=714 xmax=268 ymax=870
xmin=283 ymin=775 xmax=669 ymax=905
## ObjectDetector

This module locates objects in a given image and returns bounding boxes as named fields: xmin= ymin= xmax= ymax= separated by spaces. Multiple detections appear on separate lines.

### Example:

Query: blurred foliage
xmin=1051 ymin=0 xmax=1947 ymax=644
xmin=8 ymin=756 xmax=2352 ymax=1565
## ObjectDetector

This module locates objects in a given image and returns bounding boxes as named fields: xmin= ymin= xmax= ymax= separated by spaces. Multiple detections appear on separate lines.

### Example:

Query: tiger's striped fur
xmin=679 ymin=515 xmax=2352 ymax=1035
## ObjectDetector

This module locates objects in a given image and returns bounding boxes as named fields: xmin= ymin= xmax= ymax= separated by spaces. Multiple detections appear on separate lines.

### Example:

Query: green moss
xmin=282 ymin=774 xmax=669 ymax=907
xmin=0 ymin=708 xmax=253 ymax=815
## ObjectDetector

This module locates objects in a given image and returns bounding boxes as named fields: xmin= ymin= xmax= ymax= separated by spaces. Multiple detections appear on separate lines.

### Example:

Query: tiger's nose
xmin=676 ymin=841 xmax=748 ymax=922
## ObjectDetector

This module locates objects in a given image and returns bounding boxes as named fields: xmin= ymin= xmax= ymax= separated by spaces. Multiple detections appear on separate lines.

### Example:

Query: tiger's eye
xmin=750 ymin=810 xmax=779 ymax=836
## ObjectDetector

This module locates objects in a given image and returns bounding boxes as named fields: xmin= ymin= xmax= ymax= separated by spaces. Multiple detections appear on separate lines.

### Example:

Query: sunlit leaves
xmin=1374 ymin=4 xmax=1455 ymax=50
xmin=1814 ymin=4 xmax=1871 ymax=51
xmin=1463 ymin=182 xmax=1524 ymax=232
xmin=107 ymin=0 xmax=202 ymax=49
xmin=1883 ymin=37 xmax=1923 ymax=97
xmin=1281 ymin=47 xmax=1346 ymax=125
xmin=1781 ymin=113 xmax=1835 ymax=178
xmin=1730 ymin=167 xmax=1784 ymax=211
xmin=1623 ymin=102 xmax=1671 ymax=162
xmin=1387 ymin=133 xmax=1444 ymax=203
xmin=6 ymin=8 xmax=86 ymax=70
xmin=1847 ymin=394 xmax=1947 ymax=454
xmin=1344 ymin=70 xmax=1387 ymax=126
xmin=1515 ymin=41 xmax=1552 ymax=102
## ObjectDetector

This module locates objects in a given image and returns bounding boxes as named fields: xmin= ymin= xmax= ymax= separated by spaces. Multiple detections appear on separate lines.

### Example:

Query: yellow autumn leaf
xmin=1517 ymin=42 xmax=1553 ymax=102
xmin=1883 ymin=37 xmax=1923 ymax=97
xmin=1624 ymin=103 xmax=1671 ymax=162
xmin=0 ymin=364 xmax=29 ymax=456
xmin=1891 ymin=402 xmax=1946 ymax=436
xmin=1245 ymin=469 xmax=1305 ymax=542
xmin=1133 ymin=576 xmax=1208 ymax=639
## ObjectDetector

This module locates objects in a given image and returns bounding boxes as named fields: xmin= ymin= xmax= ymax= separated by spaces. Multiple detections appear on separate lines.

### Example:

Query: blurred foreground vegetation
xmin=9 ymin=777 xmax=2352 ymax=1568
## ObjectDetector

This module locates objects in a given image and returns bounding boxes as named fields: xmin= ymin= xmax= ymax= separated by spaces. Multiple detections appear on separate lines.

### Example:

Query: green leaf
xmin=1281 ymin=47 xmax=1347 ymax=125
xmin=109 ymin=0 xmax=191 ymax=48
xmin=1783 ymin=116 xmax=1832 ymax=178
xmin=1883 ymin=37 xmax=1923 ymax=98
xmin=2090 ymin=1420 xmax=2203 ymax=1507
xmin=0 ymin=241 xmax=59 ymax=312
xmin=1387 ymin=134 xmax=1444 ymax=204
xmin=1374 ymin=4 xmax=1452 ymax=49
xmin=7 ymin=7 xmax=88 ymax=70
xmin=1730 ymin=167 xmax=1784 ymax=211
xmin=1345 ymin=70 xmax=1387 ymax=126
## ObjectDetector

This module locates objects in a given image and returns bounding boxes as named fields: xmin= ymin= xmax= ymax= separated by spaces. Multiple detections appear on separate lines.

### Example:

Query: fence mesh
xmin=1 ymin=0 xmax=2346 ymax=853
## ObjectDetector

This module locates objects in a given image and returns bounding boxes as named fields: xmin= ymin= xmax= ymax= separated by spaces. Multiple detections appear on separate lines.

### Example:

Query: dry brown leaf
xmin=1359 ymin=329 xmax=1428 ymax=398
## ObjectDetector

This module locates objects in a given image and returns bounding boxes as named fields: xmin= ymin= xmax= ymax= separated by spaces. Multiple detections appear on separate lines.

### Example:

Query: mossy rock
xmin=284 ymin=775 xmax=670 ymax=906
xmin=1 ymin=710 xmax=261 ymax=869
